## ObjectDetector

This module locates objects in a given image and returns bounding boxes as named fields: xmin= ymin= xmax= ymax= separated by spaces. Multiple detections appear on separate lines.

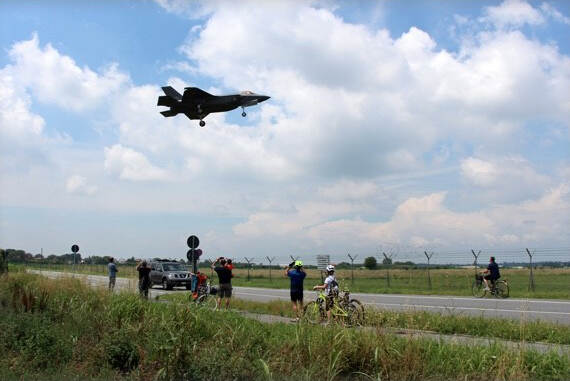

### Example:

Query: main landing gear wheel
xmin=199 ymin=120 xmax=205 ymax=127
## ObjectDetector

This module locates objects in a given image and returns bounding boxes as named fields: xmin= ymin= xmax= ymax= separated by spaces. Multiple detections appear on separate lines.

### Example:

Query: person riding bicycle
xmin=481 ymin=256 xmax=500 ymax=291
xmin=313 ymin=264 xmax=339 ymax=322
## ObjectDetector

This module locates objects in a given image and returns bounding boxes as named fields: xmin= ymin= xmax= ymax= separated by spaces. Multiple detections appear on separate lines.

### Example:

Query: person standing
xmin=285 ymin=260 xmax=306 ymax=321
xmin=136 ymin=260 xmax=152 ymax=299
xmin=212 ymin=257 xmax=233 ymax=310
xmin=108 ymin=257 xmax=118 ymax=291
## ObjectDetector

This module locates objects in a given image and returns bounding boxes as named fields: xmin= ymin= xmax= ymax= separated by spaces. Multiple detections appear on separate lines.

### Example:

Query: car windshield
xmin=162 ymin=263 xmax=187 ymax=271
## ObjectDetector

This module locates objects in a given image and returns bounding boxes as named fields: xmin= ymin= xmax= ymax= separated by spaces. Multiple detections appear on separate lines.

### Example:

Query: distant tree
xmin=364 ymin=256 xmax=377 ymax=270
xmin=0 ymin=249 xmax=7 ymax=273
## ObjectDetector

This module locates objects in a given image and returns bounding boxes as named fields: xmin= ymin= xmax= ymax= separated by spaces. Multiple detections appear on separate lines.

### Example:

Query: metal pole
xmin=244 ymin=257 xmax=253 ymax=281
xmin=347 ymin=253 xmax=357 ymax=285
xmin=471 ymin=249 xmax=481 ymax=274
xmin=424 ymin=251 xmax=433 ymax=290
xmin=266 ymin=256 xmax=275 ymax=282
xmin=382 ymin=252 xmax=392 ymax=288
xmin=526 ymin=248 xmax=535 ymax=292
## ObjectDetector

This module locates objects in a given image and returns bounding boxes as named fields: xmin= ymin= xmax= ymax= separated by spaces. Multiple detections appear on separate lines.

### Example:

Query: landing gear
xmin=241 ymin=107 xmax=246 ymax=117
xmin=199 ymin=120 xmax=205 ymax=127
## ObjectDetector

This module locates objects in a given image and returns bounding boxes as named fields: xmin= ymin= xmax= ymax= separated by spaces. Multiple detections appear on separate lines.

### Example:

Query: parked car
xmin=149 ymin=260 xmax=192 ymax=290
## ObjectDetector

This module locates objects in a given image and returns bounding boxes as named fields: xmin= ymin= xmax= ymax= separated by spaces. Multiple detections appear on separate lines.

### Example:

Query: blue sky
xmin=0 ymin=0 xmax=569 ymax=264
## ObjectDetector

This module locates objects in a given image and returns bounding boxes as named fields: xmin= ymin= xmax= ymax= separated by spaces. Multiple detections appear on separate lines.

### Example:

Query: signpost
xmin=186 ymin=235 xmax=201 ymax=273
xmin=316 ymin=255 xmax=330 ymax=282
xmin=71 ymin=244 xmax=79 ymax=274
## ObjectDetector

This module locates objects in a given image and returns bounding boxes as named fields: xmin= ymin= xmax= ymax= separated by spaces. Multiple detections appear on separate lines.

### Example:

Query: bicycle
xmin=338 ymin=288 xmax=365 ymax=322
xmin=303 ymin=291 xmax=363 ymax=326
xmin=188 ymin=278 xmax=218 ymax=309
xmin=472 ymin=274 xmax=509 ymax=298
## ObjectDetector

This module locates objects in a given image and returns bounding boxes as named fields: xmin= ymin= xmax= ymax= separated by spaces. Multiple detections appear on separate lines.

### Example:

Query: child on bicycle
xmin=313 ymin=264 xmax=339 ymax=323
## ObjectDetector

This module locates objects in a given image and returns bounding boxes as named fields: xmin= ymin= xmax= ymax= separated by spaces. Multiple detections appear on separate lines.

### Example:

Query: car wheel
xmin=162 ymin=279 xmax=168 ymax=290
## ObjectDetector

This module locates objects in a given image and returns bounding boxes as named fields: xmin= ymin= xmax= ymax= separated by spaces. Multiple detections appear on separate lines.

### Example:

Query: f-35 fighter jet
xmin=157 ymin=86 xmax=270 ymax=127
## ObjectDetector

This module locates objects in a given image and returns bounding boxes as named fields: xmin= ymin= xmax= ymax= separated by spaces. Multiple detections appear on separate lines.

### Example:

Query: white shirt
xmin=324 ymin=275 xmax=338 ymax=295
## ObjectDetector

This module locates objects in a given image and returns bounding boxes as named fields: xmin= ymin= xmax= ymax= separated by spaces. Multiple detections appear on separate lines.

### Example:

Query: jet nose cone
xmin=259 ymin=95 xmax=270 ymax=102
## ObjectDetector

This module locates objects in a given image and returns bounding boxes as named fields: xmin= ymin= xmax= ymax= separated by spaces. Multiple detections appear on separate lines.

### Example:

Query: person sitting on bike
xmin=313 ymin=264 xmax=339 ymax=322
xmin=482 ymin=256 xmax=500 ymax=291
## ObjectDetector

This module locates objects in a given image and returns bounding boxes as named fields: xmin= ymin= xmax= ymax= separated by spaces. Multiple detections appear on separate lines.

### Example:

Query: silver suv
xmin=149 ymin=261 xmax=192 ymax=290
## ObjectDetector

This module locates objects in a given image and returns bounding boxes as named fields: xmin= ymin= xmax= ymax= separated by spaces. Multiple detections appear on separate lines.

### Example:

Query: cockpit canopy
xmin=240 ymin=90 xmax=255 ymax=95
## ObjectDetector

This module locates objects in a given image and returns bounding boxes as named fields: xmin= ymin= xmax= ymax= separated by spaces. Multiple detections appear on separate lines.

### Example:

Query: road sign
xmin=187 ymin=235 xmax=200 ymax=249
xmin=316 ymin=255 xmax=330 ymax=270
xmin=71 ymin=244 xmax=79 ymax=253
xmin=187 ymin=248 xmax=203 ymax=262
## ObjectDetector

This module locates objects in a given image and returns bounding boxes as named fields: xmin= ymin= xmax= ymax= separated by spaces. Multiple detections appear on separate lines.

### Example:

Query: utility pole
xmin=266 ymin=256 xmax=275 ymax=282
xmin=244 ymin=257 xmax=254 ymax=281
xmin=347 ymin=253 xmax=357 ymax=285
xmin=289 ymin=255 xmax=299 ymax=263
xmin=424 ymin=251 xmax=434 ymax=290
xmin=526 ymin=248 xmax=535 ymax=292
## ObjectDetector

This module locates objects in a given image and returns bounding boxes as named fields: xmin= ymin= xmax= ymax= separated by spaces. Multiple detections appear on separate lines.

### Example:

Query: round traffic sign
xmin=187 ymin=249 xmax=194 ymax=262
xmin=71 ymin=244 xmax=79 ymax=253
xmin=187 ymin=235 xmax=200 ymax=249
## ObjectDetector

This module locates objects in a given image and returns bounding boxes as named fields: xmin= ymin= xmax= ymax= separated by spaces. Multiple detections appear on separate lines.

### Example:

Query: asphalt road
xmin=29 ymin=270 xmax=570 ymax=325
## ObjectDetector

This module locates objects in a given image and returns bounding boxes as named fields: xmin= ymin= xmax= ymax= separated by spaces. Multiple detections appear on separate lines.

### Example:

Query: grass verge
xmin=161 ymin=293 xmax=570 ymax=345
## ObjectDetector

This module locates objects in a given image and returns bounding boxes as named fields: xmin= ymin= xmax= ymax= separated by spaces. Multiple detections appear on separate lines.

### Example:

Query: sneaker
xmin=484 ymin=287 xmax=491 ymax=291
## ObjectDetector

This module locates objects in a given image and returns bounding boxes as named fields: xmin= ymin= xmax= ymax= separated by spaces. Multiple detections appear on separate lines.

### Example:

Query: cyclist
xmin=481 ymin=256 xmax=500 ymax=291
xmin=285 ymin=260 xmax=306 ymax=321
xmin=313 ymin=264 xmax=339 ymax=323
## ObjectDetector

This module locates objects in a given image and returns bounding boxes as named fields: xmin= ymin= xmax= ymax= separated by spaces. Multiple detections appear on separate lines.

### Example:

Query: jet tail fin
xmin=157 ymin=95 xmax=178 ymax=107
xmin=161 ymin=86 xmax=182 ymax=101
xmin=160 ymin=110 xmax=177 ymax=117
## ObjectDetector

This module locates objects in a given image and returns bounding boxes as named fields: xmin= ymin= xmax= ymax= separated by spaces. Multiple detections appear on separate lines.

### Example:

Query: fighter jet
xmin=157 ymin=86 xmax=270 ymax=127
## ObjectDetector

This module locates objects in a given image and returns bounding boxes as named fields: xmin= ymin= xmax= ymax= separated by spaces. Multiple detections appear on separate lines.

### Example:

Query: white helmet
xmin=326 ymin=264 xmax=335 ymax=272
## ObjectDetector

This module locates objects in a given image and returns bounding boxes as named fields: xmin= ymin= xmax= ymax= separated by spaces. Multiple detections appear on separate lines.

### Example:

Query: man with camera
xmin=284 ymin=260 xmax=306 ymax=321
xmin=212 ymin=257 xmax=233 ymax=310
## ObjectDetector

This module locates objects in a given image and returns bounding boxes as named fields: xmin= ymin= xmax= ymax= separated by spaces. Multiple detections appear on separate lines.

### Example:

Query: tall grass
xmin=1 ymin=273 xmax=569 ymax=381
xmin=161 ymin=293 xmax=570 ymax=345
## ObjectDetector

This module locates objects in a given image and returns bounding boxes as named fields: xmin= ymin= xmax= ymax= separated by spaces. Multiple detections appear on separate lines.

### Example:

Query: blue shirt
xmin=487 ymin=262 xmax=500 ymax=279
xmin=108 ymin=262 xmax=118 ymax=277
xmin=287 ymin=269 xmax=306 ymax=292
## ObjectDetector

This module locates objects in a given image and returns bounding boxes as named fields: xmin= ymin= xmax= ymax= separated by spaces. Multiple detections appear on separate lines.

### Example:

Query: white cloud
xmin=104 ymin=144 xmax=170 ymax=181
xmin=7 ymin=34 xmax=129 ymax=111
xmin=65 ymin=175 xmax=97 ymax=196
xmin=460 ymin=157 xmax=498 ymax=187
xmin=481 ymin=0 xmax=545 ymax=29
xmin=540 ymin=3 xmax=570 ymax=25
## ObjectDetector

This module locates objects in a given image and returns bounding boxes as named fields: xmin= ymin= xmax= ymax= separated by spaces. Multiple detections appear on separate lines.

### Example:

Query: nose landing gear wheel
xmin=199 ymin=120 xmax=205 ymax=127
xmin=241 ymin=111 xmax=246 ymax=117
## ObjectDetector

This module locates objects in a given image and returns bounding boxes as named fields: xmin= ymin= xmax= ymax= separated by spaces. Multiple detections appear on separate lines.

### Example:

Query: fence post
xmin=424 ymin=251 xmax=433 ymax=289
xmin=244 ymin=257 xmax=254 ymax=281
xmin=526 ymin=248 xmax=535 ymax=292
xmin=347 ymin=253 xmax=357 ymax=285
xmin=471 ymin=249 xmax=481 ymax=274
xmin=266 ymin=256 xmax=275 ymax=282
xmin=382 ymin=252 xmax=393 ymax=288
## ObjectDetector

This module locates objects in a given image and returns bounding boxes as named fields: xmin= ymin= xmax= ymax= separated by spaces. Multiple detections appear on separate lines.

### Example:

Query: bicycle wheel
xmin=495 ymin=281 xmax=509 ymax=298
xmin=196 ymin=294 xmax=217 ymax=310
xmin=303 ymin=301 xmax=324 ymax=324
xmin=472 ymin=281 xmax=486 ymax=298
xmin=350 ymin=299 xmax=365 ymax=321
xmin=345 ymin=302 xmax=364 ymax=326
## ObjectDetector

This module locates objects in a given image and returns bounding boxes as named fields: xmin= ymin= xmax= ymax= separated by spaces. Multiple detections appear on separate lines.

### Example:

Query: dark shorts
xmin=219 ymin=283 xmax=232 ymax=298
xmin=290 ymin=290 xmax=303 ymax=302
xmin=484 ymin=275 xmax=499 ymax=281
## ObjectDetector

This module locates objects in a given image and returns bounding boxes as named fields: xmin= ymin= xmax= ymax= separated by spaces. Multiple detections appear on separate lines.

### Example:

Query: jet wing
xmin=161 ymin=86 xmax=182 ymax=101
xmin=182 ymin=87 xmax=215 ymax=103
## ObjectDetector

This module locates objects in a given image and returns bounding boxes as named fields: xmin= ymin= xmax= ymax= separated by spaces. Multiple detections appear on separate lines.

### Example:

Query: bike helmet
xmin=326 ymin=264 xmax=335 ymax=272
xmin=294 ymin=260 xmax=303 ymax=267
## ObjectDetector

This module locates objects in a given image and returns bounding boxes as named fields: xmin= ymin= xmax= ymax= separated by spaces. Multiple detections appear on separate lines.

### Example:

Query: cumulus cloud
xmin=65 ymin=175 xmax=97 ymax=196
xmin=104 ymin=144 xmax=170 ymax=181
xmin=7 ymin=33 xmax=129 ymax=111
xmin=481 ymin=0 xmax=545 ymax=29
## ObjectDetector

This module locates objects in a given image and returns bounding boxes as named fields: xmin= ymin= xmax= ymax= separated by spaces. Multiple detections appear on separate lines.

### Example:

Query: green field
xmin=1 ymin=273 xmax=569 ymax=381
xmin=13 ymin=263 xmax=570 ymax=299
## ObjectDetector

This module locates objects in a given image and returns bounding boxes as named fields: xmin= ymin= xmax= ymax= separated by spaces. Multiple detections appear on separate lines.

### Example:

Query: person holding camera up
xmin=212 ymin=257 xmax=233 ymax=310
xmin=285 ymin=259 xmax=306 ymax=322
